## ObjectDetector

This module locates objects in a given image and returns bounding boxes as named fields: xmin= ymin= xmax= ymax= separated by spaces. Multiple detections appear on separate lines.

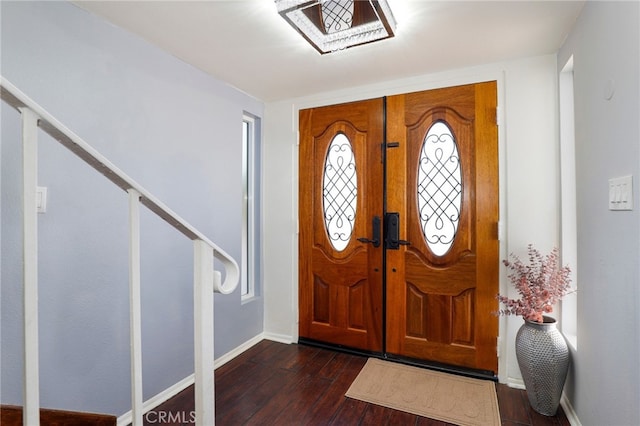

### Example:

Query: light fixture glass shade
xmin=275 ymin=0 xmax=396 ymax=54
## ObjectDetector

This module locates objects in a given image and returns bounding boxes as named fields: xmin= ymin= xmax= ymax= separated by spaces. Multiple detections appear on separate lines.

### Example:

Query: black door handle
xmin=385 ymin=212 xmax=410 ymax=250
xmin=357 ymin=216 xmax=381 ymax=247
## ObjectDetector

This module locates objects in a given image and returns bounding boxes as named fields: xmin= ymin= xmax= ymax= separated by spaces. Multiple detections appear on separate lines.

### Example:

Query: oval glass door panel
xmin=417 ymin=121 xmax=462 ymax=256
xmin=323 ymin=133 xmax=357 ymax=252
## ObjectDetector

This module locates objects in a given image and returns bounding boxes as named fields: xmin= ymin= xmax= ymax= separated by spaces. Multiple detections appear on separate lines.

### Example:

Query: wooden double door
xmin=298 ymin=82 xmax=499 ymax=373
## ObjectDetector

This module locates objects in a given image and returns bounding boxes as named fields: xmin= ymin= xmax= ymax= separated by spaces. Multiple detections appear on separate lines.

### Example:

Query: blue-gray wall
xmin=1 ymin=1 xmax=263 ymax=416
xmin=558 ymin=1 xmax=640 ymax=425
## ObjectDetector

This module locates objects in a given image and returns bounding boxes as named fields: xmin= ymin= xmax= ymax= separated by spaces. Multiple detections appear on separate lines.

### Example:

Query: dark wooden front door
xmin=385 ymin=82 xmax=499 ymax=372
xmin=298 ymin=98 xmax=384 ymax=352
xmin=299 ymin=82 xmax=499 ymax=373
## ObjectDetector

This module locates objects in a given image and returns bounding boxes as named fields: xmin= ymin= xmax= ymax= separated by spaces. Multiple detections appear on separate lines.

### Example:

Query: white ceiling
xmin=73 ymin=0 xmax=584 ymax=102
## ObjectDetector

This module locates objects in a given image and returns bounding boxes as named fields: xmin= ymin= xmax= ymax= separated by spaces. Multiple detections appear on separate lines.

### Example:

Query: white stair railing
xmin=1 ymin=77 xmax=239 ymax=426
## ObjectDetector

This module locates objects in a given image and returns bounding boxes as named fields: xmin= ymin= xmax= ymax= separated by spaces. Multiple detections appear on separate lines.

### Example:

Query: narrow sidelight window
xmin=242 ymin=113 xmax=261 ymax=301
xmin=559 ymin=56 xmax=578 ymax=348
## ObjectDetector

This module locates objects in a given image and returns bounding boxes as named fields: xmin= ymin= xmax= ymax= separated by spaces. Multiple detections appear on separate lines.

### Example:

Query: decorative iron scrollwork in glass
xmin=323 ymin=133 xmax=357 ymax=252
xmin=321 ymin=0 xmax=354 ymax=33
xmin=417 ymin=121 xmax=462 ymax=256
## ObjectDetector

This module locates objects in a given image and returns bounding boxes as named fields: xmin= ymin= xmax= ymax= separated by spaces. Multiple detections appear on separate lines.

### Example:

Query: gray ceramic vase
xmin=515 ymin=315 xmax=570 ymax=416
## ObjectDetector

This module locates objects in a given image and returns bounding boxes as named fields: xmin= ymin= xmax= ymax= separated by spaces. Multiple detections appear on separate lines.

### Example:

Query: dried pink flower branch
xmin=497 ymin=244 xmax=573 ymax=323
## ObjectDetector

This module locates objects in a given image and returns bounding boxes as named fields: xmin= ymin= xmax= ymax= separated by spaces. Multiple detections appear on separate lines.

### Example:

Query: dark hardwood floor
xmin=148 ymin=340 xmax=570 ymax=426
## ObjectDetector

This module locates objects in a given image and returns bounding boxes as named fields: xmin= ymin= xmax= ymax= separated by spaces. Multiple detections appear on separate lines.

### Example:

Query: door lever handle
xmin=358 ymin=216 xmax=381 ymax=248
xmin=357 ymin=237 xmax=379 ymax=245
xmin=385 ymin=212 xmax=411 ymax=249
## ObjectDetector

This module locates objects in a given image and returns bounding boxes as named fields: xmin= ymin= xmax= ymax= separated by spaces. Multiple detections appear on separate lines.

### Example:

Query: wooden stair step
xmin=1 ymin=405 xmax=116 ymax=426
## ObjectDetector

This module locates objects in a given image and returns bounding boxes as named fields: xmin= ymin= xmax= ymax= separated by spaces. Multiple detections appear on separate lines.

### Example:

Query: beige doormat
xmin=346 ymin=358 xmax=501 ymax=426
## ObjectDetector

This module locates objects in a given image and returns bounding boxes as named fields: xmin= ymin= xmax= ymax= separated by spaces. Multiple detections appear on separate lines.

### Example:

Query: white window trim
xmin=559 ymin=56 xmax=578 ymax=350
xmin=242 ymin=114 xmax=258 ymax=302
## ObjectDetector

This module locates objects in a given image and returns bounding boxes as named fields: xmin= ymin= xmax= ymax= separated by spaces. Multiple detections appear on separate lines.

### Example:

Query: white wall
xmin=263 ymin=54 xmax=561 ymax=384
xmin=558 ymin=2 xmax=640 ymax=425
xmin=1 ymin=1 xmax=264 ymax=416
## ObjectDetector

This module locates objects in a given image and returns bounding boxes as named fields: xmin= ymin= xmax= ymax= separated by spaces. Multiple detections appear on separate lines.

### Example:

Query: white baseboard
xmin=116 ymin=374 xmax=195 ymax=426
xmin=505 ymin=379 xmax=581 ymax=426
xmin=117 ymin=333 xmax=268 ymax=426
xmin=561 ymin=393 xmax=582 ymax=426
xmin=263 ymin=331 xmax=294 ymax=344
xmin=505 ymin=377 xmax=525 ymax=390
xmin=213 ymin=333 xmax=265 ymax=369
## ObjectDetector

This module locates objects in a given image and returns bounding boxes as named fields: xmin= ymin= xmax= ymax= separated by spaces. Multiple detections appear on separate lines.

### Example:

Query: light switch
xmin=36 ymin=186 xmax=47 ymax=213
xmin=608 ymin=175 xmax=633 ymax=211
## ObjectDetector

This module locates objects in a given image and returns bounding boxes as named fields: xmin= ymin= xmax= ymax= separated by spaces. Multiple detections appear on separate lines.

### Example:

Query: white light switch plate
xmin=608 ymin=175 xmax=633 ymax=211
xmin=36 ymin=186 xmax=47 ymax=213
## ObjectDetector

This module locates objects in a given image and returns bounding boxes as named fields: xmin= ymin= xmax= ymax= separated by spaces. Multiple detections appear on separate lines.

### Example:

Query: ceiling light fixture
xmin=275 ymin=0 xmax=396 ymax=54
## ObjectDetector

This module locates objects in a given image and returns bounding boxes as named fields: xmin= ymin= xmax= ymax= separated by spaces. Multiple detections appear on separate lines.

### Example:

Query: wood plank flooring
xmin=148 ymin=340 xmax=571 ymax=425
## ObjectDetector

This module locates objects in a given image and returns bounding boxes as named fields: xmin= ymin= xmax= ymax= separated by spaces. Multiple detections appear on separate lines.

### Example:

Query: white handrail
xmin=0 ymin=77 xmax=240 ymax=294
xmin=1 ymin=76 xmax=239 ymax=426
